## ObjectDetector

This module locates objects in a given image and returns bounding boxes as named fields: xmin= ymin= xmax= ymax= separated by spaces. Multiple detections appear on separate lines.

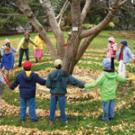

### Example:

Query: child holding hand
xmin=106 ymin=36 xmax=117 ymax=71
xmin=46 ymin=59 xmax=85 ymax=125
xmin=10 ymin=61 xmax=46 ymax=122
xmin=85 ymin=58 xmax=127 ymax=121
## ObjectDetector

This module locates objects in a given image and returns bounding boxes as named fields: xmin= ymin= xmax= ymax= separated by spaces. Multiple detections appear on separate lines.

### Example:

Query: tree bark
xmin=16 ymin=0 xmax=57 ymax=60
xmin=81 ymin=0 xmax=92 ymax=24
xmin=63 ymin=0 xmax=81 ymax=74
xmin=40 ymin=0 xmax=65 ymax=58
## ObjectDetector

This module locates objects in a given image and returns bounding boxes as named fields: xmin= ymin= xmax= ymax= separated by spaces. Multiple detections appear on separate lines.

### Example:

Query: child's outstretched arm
xmin=68 ymin=75 xmax=85 ymax=88
xmin=117 ymin=75 xmax=128 ymax=82
xmin=46 ymin=75 xmax=52 ymax=88
xmin=35 ymin=74 xmax=46 ymax=85
xmin=10 ymin=76 xmax=19 ymax=90
xmin=128 ymin=75 xmax=135 ymax=81
xmin=85 ymin=73 xmax=105 ymax=90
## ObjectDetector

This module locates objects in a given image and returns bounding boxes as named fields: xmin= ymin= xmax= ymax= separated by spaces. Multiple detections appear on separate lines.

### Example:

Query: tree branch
xmin=81 ymin=0 xmax=92 ymax=24
xmin=119 ymin=0 xmax=128 ymax=6
xmin=56 ymin=0 xmax=70 ymax=26
xmin=39 ymin=0 xmax=65 ymax=58
xmin=76 ymin=0 xmax=128 ymax=62
xmin=81 ymin=0 xmax=124 ymax=38
xmin=75 ymin=35 xmax=96 ymax=63
xmin=15 ymin=0 xmax=57 ymax=60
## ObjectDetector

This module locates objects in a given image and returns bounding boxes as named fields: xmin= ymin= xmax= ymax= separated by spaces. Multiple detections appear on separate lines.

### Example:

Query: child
xmin=10 ymin=61 xmax=46 ymax=122
xmin=1 ymin=39 xmax=16 ymax=56
xmin=0 ymin=71 xmax=11 ymax=116
xmin=117 ymin=40 xmax=134 ymax=77
xmin=107 ymin=36 xmax=117 ymax=71
xmin=17 ymin=31 xmax=37 ymax=67
xmin=85 ymin=58 xmax=127 ymax=121
xmin=34 ymin=34 xmax=45 ymax=63
xmin=2 ymin=46 xmax=14 ymax=79
xmin=0 ymin=53 xmax=3 ymax=71
xmin=46 ymin=59 xmax=85 ymax=125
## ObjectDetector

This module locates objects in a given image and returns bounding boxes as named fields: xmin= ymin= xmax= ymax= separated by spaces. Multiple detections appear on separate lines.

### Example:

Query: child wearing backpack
xmin=46 ymin=59 xmax=85 ymax=125
xmin=85 ymin=58 xmax=127 ymax=121
xmin=10 ymin=61 xmax=46 ymax=122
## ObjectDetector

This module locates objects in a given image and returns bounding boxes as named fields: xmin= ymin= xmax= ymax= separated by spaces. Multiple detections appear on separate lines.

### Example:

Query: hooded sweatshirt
xmin=10 ymin=70 xmax=46 ymax=99
xmin=2 ymin=52 xmax=14 ymax=70
xmin=85 ymin=72 xmax=127 ymax=101
xmin=46 ymin=69 xmax=84 ymax=94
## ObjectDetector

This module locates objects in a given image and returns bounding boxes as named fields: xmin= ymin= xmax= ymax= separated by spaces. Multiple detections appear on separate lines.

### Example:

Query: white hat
xmin=54 ymin=59 xmax=63 ymax=67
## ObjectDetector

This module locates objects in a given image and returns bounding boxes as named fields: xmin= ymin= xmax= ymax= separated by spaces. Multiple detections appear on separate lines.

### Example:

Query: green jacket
xmin=85 ymin=72 xmax=127 ymax=101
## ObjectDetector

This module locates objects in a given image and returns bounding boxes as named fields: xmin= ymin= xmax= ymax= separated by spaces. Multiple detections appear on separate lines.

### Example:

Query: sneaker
xmin=19 ymin=119 xmax=25 ymax=125
xmin=65 ymin=121 xmax=68 ymax=124
xmin=109 ymin=117 xmax=114 ymax=121
xmin=31 ymin=119 xmax=38 ymax=122
xmin=49 ymin=120 xmax=54 ymax=126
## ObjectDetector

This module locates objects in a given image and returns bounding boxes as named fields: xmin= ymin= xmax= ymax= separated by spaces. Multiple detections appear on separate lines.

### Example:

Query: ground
xmin=0 ymin=31 xmax=135 ymax=135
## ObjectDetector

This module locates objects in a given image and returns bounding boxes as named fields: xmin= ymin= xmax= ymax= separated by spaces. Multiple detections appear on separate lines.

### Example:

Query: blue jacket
xmin=2 ymin=52 xmax=14 ymax=70
xmin=46 ymin=69 xmax=84 ymax=94
xmin=117 ymin=47 xmax=134 ymax=63
xmin=10 ymin=71 xmax=46 ymax=99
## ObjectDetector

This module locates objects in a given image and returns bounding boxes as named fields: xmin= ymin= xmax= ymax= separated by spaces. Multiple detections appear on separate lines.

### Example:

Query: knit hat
xmin=102 ymin=58 xmax=111 ymax=70
xmin=5 ymin=39 xmax=10 ymax=44
xmin=108 ymin=36 xmax=115 ymax=43
xmin=23 ymin=61 xmax=32 ymax=70
xmin=120 ymin=40 xmax=128 ymax=46
xmin=24 ymin=31 xmax=30 ymax=36
xmin=54 ymin=59 xmax=63 ymax=67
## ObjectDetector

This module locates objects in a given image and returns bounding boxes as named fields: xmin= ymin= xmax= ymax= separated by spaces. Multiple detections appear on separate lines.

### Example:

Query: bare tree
xmin=15 ymin=0 xmax=128 ymax=73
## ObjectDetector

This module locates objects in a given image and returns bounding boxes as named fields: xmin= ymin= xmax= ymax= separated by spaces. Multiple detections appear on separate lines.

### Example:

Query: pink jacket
xmin=107 ymin=37 xmax=117 ymax=58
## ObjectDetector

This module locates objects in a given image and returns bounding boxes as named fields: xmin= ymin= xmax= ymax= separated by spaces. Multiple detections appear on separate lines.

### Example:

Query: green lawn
xmin=0 ymin=31 xmax=135 ymax=134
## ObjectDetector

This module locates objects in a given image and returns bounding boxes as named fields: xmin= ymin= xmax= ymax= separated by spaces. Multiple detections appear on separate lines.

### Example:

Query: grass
xmin=1 ymin=31 xmax=135 ymax=134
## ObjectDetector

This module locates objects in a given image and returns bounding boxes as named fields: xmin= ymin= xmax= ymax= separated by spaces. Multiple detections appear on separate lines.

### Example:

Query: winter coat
xmin=117 ymin=47 xmax=134 ymax=63
xmin=46 ymin=69 xmax=84 ymax=95
xmin=2 ymin=52 xmax=14 ymax=70
xmin=107 ymin=43 xmax=117 ymax=58
xmin=10 ymin=70 xmax=46 ymax=99
xmin=85 ymin=72 xmax=127 ymax=101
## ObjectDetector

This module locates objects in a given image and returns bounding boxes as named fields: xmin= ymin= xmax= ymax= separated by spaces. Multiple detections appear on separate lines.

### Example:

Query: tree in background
xmin=14 ymin=0 xmax=133 ymax=74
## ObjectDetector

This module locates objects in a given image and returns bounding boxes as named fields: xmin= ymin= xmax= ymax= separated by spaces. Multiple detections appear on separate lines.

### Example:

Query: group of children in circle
xmin=0 ymin=33 xmax=135 ymax=125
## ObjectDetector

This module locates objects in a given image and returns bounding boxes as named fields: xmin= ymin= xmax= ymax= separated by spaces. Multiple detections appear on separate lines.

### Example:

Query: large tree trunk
xmin=63 ymin=0 xmax=81 ymax=74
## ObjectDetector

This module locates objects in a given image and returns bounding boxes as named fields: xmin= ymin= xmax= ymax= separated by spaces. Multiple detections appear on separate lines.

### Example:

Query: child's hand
xmin=133 ymin=59 xmax=135 ymax=64
xmin=79 ymin=89 xmax=85 ymax=93
xmin=128 ymin=76 xmax=135 ymax=81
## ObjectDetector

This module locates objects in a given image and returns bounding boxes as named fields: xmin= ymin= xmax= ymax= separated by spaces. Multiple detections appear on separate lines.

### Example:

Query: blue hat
xmin=102 ymin=58 xmax=111 ymax=70
xmin=120 ymin=40 xmax=128 ymax=46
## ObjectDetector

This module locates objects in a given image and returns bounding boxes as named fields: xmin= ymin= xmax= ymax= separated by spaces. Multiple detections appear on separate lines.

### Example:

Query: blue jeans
xmin=49 ymin=95 xmax=67 ymax=122
xmin=102 ymin=99 xmax=115 ymax=121
xmin=20 ymin=97 xmax=37 ymax=121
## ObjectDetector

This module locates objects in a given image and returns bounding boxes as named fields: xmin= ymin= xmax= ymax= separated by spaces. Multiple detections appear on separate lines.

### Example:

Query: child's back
xmin=11 ymin=70 xmax=46 ymax=99
xmin=46 ymin=68 xmax=84 ymax=95
xmin=85 ymin=71 xmax=126 ymax=101
xmin=10 ymin=61 xmax=46 ymax=122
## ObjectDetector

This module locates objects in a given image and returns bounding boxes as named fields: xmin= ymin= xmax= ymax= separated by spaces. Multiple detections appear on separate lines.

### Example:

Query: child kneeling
xmin=46 ymin=59 xmax=85 ymax=125
xmin=85 ymin=58 xmax=127 ymax=121
xmin=10 ymin=61 xmax=46 ymax=122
